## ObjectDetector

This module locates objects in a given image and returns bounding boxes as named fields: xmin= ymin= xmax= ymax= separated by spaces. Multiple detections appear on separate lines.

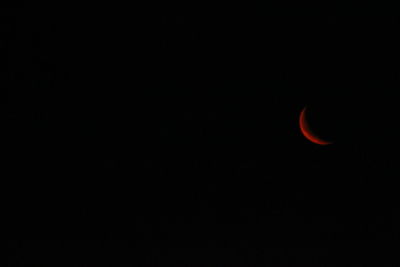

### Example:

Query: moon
xmin=299 ymin=107 xmax=332 ymax=145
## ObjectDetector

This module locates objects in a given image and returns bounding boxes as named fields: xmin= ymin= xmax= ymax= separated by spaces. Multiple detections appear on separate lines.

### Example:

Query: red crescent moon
xmin=299 ymin=107 xmax=332 ymax=145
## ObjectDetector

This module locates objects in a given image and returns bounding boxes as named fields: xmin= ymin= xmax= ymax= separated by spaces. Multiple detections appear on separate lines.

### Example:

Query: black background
xmin=3 ymin=6 xmax=400 ymax=267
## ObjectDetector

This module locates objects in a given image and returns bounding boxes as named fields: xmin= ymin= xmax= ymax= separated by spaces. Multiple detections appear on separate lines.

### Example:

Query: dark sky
xmin=3 ymin=7 xmax=400 ymax=267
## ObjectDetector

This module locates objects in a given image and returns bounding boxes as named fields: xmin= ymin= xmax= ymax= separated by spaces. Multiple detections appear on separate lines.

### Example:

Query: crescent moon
xmin=299 ymin=107 xmax=332 ymax=145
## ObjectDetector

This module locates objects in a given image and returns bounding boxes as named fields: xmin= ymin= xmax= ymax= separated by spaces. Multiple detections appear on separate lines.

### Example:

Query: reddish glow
xmin=299 ymin=107 xmax=332 ymax=145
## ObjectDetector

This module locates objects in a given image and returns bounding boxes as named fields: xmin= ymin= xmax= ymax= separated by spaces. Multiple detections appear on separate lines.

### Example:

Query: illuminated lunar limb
xmin=299 ymin=107 xmax=332 ymax=145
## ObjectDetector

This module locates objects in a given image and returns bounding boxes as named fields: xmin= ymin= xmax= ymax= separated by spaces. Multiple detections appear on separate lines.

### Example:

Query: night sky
xmin=3 ymin=7 xmax=400 ymax=267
